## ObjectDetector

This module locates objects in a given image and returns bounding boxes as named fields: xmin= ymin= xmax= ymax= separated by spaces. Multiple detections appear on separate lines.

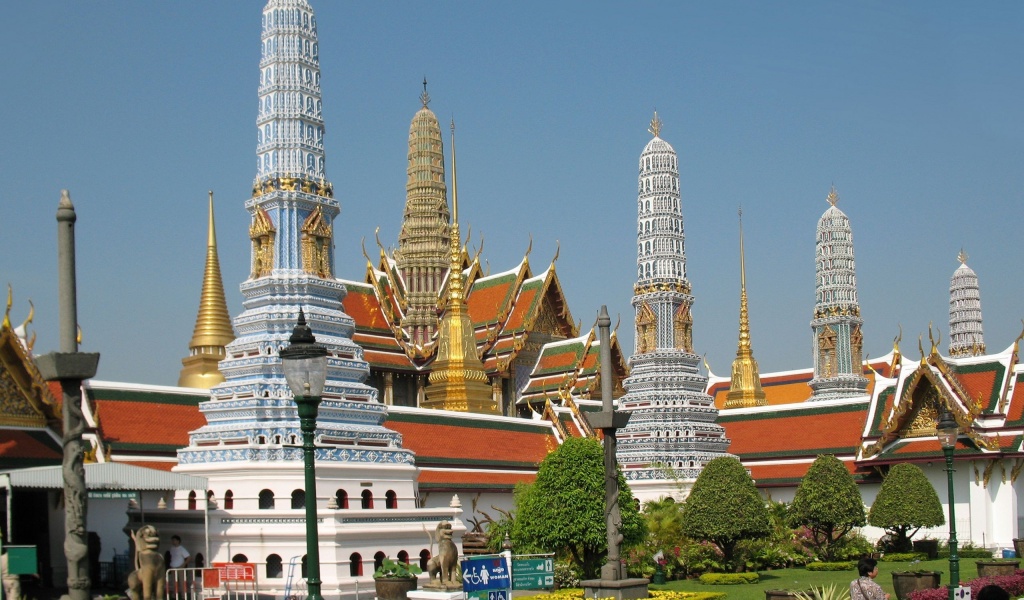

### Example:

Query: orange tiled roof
xmin=417 ymin=470 xmax=536 ymax=487
xmin=0 ymin=429 xmax=62 ymax=467
xmin=86 ymin=387 xmax=206 ymax=453
xmin=747 ymin=458 xmax=863 ymax=486
xmin=386 ymin=414 xmax=553 ymax=467
xmin=1006 ymin=373 xmax=1024 ymax=426
xmin=342 ymin=283 xmax=392 ymax=333
xmin=121 ymin=460 xmax=178 ymax=472
xmin=467 ymin=271 xmax=520 ymax=327
xmin=949 ymin=361 xmax=1003 ymax=413
xmin=719 ymin=402 xmax=868 ymax=459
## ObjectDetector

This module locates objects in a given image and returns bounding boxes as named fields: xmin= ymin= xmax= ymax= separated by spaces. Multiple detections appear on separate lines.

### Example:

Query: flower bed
xmin=514 ymin=590 xmax=727 ymax=600
xmin=907 ymin=570 xmax=1024 ymax=600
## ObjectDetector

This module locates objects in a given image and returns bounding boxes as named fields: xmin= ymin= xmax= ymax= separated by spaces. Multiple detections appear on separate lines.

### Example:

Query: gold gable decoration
xmin=863 ymin=353 xmax=999 ymax=458
xmin=250 ymin=208 xmax=276 ymax=278
xmin=674 ymin=303 xmax=693 ymax=353
xmin=301 ymin=205 xmax=333 ymax=277
xmin=636 ymin=302 xmax=656 ymax=354
xmin=0 ymin=305 xmax=59 ymax=429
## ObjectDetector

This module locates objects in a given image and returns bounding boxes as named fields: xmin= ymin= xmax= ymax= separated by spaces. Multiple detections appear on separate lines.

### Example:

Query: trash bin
xmin=1004 ymin=549 xmax=1017 ymax=559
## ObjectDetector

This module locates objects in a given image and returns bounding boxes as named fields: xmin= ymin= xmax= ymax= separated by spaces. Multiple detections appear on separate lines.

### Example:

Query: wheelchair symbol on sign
xmin=488 ymin=591 xmax=508 ymax=600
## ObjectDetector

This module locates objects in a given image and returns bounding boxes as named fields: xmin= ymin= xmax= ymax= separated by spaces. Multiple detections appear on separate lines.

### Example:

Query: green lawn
xmin=649 ymin=558 xmax=985 ymax=600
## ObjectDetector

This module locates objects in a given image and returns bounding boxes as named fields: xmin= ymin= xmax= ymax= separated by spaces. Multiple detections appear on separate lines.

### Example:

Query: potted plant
xmin=891 ymin=569 xmax=941 ymax=600
xmin=976 ymin=558 xmax=1020 ymax=578
xmin=373 ymin=557 xmax=423 ymax=600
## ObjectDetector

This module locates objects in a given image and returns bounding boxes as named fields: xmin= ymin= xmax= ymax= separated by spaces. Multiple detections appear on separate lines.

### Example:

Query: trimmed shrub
xmin=516 ymin=591 xmax=727 ymax=600
xmin=698 ymin=572 xmax=760 ymax=585
xmin=880 ymin=553 xmax=927 ymax=562
xmin=790 ymin=455 xmax=866 ymax=561
xmin=682 ymin=457 xmax=771 ymax=571
xmin=806 ymin=561 xmax=856 ymax=571
xmin=937 ymin=549 xmax=993 ymax=559
xmin=868 ymin=464 xmax=945 ymax=552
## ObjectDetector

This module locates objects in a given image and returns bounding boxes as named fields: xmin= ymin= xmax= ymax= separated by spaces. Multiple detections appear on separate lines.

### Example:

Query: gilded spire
xmin=725 ymin=207 xmax=766 ymax=408
xmin=179 ymin=192 xmax=235 ymax=388
xmin=648 ymin=110 xmax=662 ymax=138
xmin=423 ymin=119 xmax=496 ymax=414
xmin=394 ymin=86 xmax=452 ymax=348
xmin=827 ymin=185 xmax=838 ymax=207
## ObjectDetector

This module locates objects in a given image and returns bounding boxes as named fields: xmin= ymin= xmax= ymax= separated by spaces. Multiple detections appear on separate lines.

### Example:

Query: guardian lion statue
xmin=126 ymin=525 xmax=165 ymax=600
xmin=424 ymin=520 xmax=460 ymax=590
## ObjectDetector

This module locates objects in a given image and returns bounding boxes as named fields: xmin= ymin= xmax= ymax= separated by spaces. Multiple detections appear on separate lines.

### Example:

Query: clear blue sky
xmin=1 ymin=2 xmax=1021 ymax=386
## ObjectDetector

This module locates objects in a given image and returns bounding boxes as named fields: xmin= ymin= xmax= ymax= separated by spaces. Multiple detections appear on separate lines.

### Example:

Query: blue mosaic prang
xmin=178 ymin=0 xmax=408 ymax=467
xmin=616 ymin=116 xmax=732 ymax=489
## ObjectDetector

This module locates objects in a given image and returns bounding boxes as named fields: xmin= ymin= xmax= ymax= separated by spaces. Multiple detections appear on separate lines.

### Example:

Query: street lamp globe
xmin=279 ymin=309 xmax=328 ymax=398
xmin=936 ymin=409 xmax=958 ymax=449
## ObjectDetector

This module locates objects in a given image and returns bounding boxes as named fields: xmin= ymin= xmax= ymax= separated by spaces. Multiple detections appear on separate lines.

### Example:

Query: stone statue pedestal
xmin=581 ymin=577 xmax=650 ymax=600
xmin=407 ymin=589 xmax=464 ymax=600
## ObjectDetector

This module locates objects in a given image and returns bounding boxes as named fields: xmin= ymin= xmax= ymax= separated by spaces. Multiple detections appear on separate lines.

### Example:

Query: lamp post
xmin=936 ymin=408 xmax=959 ymax=600
xmin=280 ymin=310 xmax=328 ymax=600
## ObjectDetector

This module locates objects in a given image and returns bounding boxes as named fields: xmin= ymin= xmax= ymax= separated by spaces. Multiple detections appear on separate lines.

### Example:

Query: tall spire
xmin=809 ymin=186 xmax=868 ymax=400
xmin=394 ymin=82 xmax=451 ymax=347
xmin=949 ymin=249 xmax=986 ymax=357
xmin=725 ymin=208 xmax=766 ymax=408
xmin=616 ymin=112 xmax=730 ymax=502
xmin=177 ymin=0 xmax=404 ymax=472
xmin=179 ymin=192 xmax=235 ymax=388
xmin=423 ymin=120 xmax=496 ymax=414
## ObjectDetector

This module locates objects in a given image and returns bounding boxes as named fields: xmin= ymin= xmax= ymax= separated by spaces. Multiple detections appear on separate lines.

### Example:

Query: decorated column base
xmin=581 ymin=577 xmax=650 ymax=600
xmin=407 ymin=589 xmax=464 ymax=600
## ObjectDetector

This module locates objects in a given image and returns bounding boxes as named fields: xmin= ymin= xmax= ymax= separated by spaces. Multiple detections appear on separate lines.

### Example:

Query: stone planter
xmin=1014 ymin=539 xmax=1024 ymax=560
xmin=766 ymin=589 xmax=809 ymax=600
xmin=892 ymin=571 xmax=941 ymax=600
xmin=374 ymin=577 xmax=418 ymax=600
xmin=912 ymin=540 xmax=939 ymax=560
xmin=976 ymin=560 xmax=1020 ymax=578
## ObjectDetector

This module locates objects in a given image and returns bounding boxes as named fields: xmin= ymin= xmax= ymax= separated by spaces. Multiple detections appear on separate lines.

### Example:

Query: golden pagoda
xmin=178 ymin=192 xmax=235 ymax=388
xmin=423 ymin=121 xmax=497 ymax=413
xmin=725 ymin=208 xmax=767 ymax=408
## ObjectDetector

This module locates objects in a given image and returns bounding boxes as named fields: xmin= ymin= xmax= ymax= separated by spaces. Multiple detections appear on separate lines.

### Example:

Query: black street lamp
xmin=280 ymin=310 xmax=328 ymax=600
xmin=936 ymin=408 xmax=960 ymax=600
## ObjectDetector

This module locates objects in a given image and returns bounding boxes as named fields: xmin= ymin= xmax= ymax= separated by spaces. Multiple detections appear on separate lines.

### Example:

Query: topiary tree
xmin=511 ymin=437 xmax=646 ymax=579
xmin=789 ymin=455 xmax=865 ymax=561
xmin=868 ymin=463 xmax=945 ymax=552
xmin=680 ymin=456 xmax=771 ymax=571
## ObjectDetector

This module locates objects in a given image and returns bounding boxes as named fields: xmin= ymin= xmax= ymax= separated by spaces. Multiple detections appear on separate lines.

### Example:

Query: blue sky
xmin=1 ymin=2 xmax=1021 ymax=386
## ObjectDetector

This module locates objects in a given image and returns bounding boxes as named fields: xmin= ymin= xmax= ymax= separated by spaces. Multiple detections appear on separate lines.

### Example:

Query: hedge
xmin=699 ymin=573 xmax=760 ymax=585
xmin=880 ymin=553 xmax=927 ymax=562
xmin=806 ymin=561 xmax=856 ymax=571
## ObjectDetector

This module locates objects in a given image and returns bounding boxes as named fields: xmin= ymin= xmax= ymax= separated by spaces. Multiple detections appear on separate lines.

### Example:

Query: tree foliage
xmin=680 ymin=456 xmax=770 ymax=570
xmin=789 ymin=455 xmax=865 ymax=561
xmin=868 ymin=463 xmax=945 ymax=551
xmin=511 ymin=437 xmax=646 ymax=579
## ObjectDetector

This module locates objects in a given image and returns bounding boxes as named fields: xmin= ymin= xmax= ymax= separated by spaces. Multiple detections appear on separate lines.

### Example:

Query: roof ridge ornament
xmin=648 ymin=110 xmax=662 ymax=138
xmin=420 ymin=76 xmax=430 ymax=108
xmin=827 ymin=184 xmax=839 ymax=207
xmin=957 ymin=247 xmax=968 ymax=265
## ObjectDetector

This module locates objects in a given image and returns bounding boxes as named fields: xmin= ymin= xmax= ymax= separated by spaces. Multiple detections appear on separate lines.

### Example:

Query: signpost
xmin=461 ymin=555 xmax=511 ymax=600
xmin=512 ymin=556 xmax=554 ymax=590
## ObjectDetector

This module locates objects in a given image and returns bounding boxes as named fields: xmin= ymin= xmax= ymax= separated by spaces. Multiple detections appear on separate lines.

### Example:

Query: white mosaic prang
xmin=616 ymin=117 xmax=731 ymax=502
xmin=809 ymin=189 xmax=868 ymax=400
xmin=179 ymin=0 xmax=397 ymax=467
xmin=949 ymin=253 xmax=985 ymax=357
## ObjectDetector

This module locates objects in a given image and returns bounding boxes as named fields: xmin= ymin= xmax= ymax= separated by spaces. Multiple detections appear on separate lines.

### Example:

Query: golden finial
xmin=648 ymin=110 xmax=662 ymax=138
xmin=524 ymin=233 xmax=533 ymax=259
xmin=373 ymin=226 xmax=387 ymax=255
xmin=894 ymin=324 xmax=903 ymax=352
xmin=420 ymin=77 xmax=430 ymax=108
xmin=827 ymin=185 xmax=839 ymax=207
xmin=360 ymin=237 xmax=372 ymax=267
xmin=552 ymin=240 xmax=560 ymax=263
xmin=3 ymin=284 xmax=11 ymax=328
xmin=957 ymin=248 xmax=968 ymax=265
xmin=77 ymin=324 xmax=83 ymax=345
xmin=20 ymin=300 xmax=34 ymax=332
xmin=450 ymin=117 xmax=459 ymax=224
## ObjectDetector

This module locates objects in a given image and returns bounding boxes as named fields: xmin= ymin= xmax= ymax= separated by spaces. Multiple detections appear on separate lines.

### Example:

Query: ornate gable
xmin=863 ymin=347 xmax=998 ymax=458
xmin=0 ymin=308 xmax=59 ymax=430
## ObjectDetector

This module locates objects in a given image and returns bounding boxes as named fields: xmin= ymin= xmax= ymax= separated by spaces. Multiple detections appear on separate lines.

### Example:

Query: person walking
xmin=851 ymin=558 xmax=890 ymax=600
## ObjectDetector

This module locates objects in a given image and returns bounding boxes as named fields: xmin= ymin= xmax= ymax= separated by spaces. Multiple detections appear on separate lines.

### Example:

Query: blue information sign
xmin=461 ymin=556 xmax=511 ymax=593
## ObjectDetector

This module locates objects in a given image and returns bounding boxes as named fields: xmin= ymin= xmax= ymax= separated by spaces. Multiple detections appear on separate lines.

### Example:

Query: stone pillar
xmin=581 ymin=306 xmax=647 ymax=600
xmin=35 ymin=191 xmax=100 ymax=600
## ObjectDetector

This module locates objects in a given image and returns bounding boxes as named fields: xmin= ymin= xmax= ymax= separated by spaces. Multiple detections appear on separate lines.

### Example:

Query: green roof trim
xmin=87 ymin=388 xmax=205 ymax=406
xmin=385 ymin=411 xmax=553 ymax=435
xmin=869 ymin=386 xmax=896 ymax=436
xmin=734 ymin=446 xmax=859 ymax=460
xmin=717 ymin=401 xmax=866 ymax=424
